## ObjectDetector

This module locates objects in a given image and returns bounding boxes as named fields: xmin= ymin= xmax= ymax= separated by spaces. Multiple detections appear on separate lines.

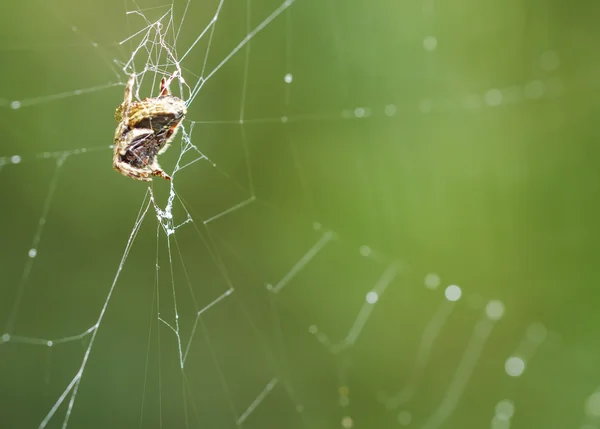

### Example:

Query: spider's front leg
xmin=115 ymin=73 xmax=136 ymax=122
xmin=159 ymin=77 xmax=170 ymax=97
xmin=159 ymin=71 xmax=180 ymax=96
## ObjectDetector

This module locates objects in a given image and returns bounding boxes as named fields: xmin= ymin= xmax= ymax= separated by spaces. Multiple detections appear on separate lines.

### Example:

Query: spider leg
xmin=113 ymin=154 xmax=152 ymax=182
xmin=149 ymin=159 xmax=172 ymax=181
xmin=159 ymin=77 xmax=171 ymax=97
xmin=115 ymin=73 xmax=136 ymax=122
xmin=124 ymin=73 xmax=135 ymax=105
xmin=159 ymin=71 xmax=180 ymax=96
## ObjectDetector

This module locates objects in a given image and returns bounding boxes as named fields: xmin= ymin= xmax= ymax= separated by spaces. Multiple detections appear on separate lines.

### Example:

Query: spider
xmin=113 ymin=72 xmax=187 ymax=182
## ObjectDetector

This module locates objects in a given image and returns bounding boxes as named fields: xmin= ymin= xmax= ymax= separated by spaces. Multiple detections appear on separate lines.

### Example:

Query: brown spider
xmin=113 ymin=73 xmax=187 ymax=182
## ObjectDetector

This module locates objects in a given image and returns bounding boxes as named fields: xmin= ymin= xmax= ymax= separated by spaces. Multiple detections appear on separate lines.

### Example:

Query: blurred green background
xmin=1 ymin=0 xmax=600 ymax=428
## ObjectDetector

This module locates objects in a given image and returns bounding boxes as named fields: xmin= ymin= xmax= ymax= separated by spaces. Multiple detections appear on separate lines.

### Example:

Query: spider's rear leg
xmin=149 ymin=159 xmax=172 ymax=181
xmin=113 ymin=159 xmax=152 ymax=182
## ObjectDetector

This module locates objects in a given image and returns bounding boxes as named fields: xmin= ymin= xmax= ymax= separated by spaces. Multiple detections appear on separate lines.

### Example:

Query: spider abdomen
xmin=113 ymin=73 xmax=186 ymax=182
xmin=121 ymin=145 xmax=158 ymax=168
xmin=133 ymin=112 xmax=184 ymax=134
xmin=127 ymin=96 xmax=186 ymax=129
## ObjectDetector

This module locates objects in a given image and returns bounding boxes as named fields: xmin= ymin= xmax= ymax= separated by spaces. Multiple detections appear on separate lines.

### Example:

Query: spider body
xmin=113 ymin=73 xmax=186 ymax=182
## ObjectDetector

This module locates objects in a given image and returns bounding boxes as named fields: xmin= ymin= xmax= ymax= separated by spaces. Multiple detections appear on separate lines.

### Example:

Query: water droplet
xmin=384 ymin=104 xmax=397 ymax=116
xmin=423 ymin=36 xmax=438 ymax=51
xmin=486 ymin=300 xmax=505 ymax=320
xmin=341 ymin=416 xmax=353 ymax=428
xmin=445 ymin=285 xmax=462 ymax=301
xmin=397 ymin=410 xmax=412 ymax=426
xmin=505 ymin=356 xmax=525 ymax=377
xmin=484 ymin=89 xmax=503 ymax=106
xmin=585 ymin=392 xmax=600 ymax=417
xmin=365 ymin=291 xmax=378 ymax=304
xmin=495 ymin=399 xmax=515 ymax=420
xmin=424 ymin=273 xmax=440 ymax=289
xmin=491 ymin=416 xmax=511 ymax=429
xmin=524 ymin=80 xmax=545 ymax=99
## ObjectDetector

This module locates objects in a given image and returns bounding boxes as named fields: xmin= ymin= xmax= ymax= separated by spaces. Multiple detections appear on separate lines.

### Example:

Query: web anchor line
xmin=308 ymin=262 xmax=399 ymax=354
xmin=39 ymin=194 xmax=152 ymax=429
xmin=266 ymin=230 xmax=336 ymax=294
xmin=237 ymin=378 xmax=279 ymax=425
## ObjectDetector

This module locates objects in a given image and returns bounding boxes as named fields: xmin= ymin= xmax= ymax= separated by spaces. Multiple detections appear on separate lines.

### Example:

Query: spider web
xmin=1 ymin=0 xmax=599 ymax=428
